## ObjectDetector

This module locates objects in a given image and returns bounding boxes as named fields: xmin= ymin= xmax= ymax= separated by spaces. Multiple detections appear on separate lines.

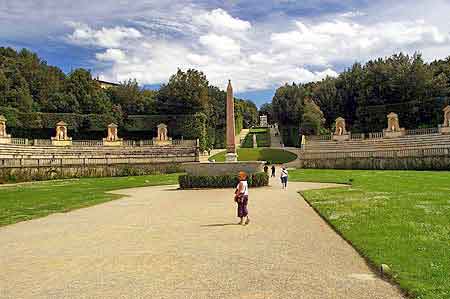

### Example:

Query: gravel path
xmin=0 ymin=174 xmax=404 ymax=298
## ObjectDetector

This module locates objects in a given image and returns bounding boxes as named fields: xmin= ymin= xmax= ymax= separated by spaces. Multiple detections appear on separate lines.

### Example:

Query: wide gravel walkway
xmin=0 ymin=174 xmax=404 ymax=298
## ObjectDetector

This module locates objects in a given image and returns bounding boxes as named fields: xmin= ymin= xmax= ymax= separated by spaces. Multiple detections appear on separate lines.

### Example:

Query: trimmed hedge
xmin=242 ymin=128 xmax=271 ymax=148
xmin=179 ymin=172 xmax=269 ymax=189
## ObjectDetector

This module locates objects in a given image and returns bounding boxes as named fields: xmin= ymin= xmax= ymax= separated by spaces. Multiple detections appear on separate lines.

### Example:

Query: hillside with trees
xmin=272 ymin=53 xmax=450 ymax=146
xmin=0 ymin=47 xmax=258 ymax=149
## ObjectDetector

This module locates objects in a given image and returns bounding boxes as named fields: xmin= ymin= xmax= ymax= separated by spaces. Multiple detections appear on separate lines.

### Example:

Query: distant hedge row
xmin=178 ymin=172 xmax=269 ymax=189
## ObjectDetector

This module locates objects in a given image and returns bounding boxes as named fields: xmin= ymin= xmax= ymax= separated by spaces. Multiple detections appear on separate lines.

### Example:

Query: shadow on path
xmin=200 ymin=223 xmax=240 ymax=227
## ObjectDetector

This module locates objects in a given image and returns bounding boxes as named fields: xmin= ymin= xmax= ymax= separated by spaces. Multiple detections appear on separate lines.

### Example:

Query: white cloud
xmin=67 ymin=23 xmax=142 ymax=48
xmin=199 ymin=34 xmax=241 ymax=58
xmin=96 ymin=49 xmax=127 ymax=62
xmin=60 ymin=3 xmax=450 ymax=93
xmin=194 ymin=8 xmax=251 ymax=33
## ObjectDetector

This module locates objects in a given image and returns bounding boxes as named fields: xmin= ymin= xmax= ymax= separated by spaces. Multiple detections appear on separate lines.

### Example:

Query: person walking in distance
xmin=271 ymin=165 xmax=276 ymax=177
xmin=280 ymin=167 xmax=288 ymax=189
xmin=234 ymin=172 xmax=250 ymax=225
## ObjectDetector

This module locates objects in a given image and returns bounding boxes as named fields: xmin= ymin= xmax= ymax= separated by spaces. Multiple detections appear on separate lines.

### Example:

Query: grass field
xmin=242 ymin=127 xmax=271 ymax=148
xmin=209 ymin=148 xmax=297 ymax=164
xmin=0 ymin=174 xmax=179 ymax=227
xmin=290 ymin=169 xmax=450 ymax=299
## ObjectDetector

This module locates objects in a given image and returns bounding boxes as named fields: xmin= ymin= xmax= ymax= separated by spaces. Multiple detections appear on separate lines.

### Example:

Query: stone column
xmin=226 ymin=80 xmax=237 ymax=162
xmin=253 ymin=133 xmax=257 ymax=148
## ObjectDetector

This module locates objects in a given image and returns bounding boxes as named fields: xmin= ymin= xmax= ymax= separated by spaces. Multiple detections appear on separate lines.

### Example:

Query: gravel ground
xmin=0 ymin=174 xmax=404 ymax=299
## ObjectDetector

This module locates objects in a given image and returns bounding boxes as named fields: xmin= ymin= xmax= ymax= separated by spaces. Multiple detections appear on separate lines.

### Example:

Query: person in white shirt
xmin=234 ymin=171 xmax=250 ymax=225
xmin=280 ymin=167 xmax=288 ymax=189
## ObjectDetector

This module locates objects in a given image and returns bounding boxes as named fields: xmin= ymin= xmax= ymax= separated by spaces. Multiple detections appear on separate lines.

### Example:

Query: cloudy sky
xmin=2 ymin=0 xmax=450 ymax=106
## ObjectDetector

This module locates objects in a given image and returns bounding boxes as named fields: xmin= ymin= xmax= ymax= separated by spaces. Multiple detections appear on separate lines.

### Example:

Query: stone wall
xmin=0 ymin=142 xmax=199 ymax=183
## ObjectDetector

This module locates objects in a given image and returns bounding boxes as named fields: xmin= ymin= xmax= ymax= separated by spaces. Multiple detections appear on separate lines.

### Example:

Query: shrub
xmin=178 ymin=172 xmax=269 ymax=189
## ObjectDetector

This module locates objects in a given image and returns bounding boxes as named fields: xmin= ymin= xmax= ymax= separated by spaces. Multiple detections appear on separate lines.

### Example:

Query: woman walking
xmin=234 ymin=171 xmax=250 ymax=225
xmin=280 ymin=167 xmax=288 ymax=189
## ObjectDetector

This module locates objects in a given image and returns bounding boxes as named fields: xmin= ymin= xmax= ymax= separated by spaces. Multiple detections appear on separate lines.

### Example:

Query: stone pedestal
xmin=252 ymin=134 xmax=257 ymax=148
xmin=439 ymin=126 xmax=450 ymax=135
xmin=225 ymin=153 xmax=238 ymax=162
xmin=51 ymin=139 xmax=72 ymax=146
xmin=383 ymin=129 xmax=405 ymax=138
xmin=0 ymin=136 xmax=12 ymax=144
xmin=154 ymin=140 xmax=172 ymax=146
xmin=332 ymin=134 xmax=350 ymax=142
xmin=103 ymin=140 xmax=123 ymax=146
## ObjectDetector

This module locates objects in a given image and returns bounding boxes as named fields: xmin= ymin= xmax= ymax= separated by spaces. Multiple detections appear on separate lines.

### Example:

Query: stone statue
xmin=103 ymin=123 xmax=123 ymax=146
xmin=443 ymin=106 xmax=450 ymax=127
xmin=107 ymin=123 xmax=119 ymax=141
xmin=0 ymin=115 xmax=12 ymax=144
xmin=157 ymin=123 xmax=168 ymax=141
xmin=332 ymin=117 xmax=350 ymax=141
xmin=51 ymin=121 xmax=72 ymax=146
xmin=387 ymin=113 xmax=400 ymax=132
xmin=0 ymin=119 xmax=5 ymax=137
xmin=383 ymin=113 xmax=405 ymax=138
xmin=334 ymin=117 xmax=347 ymax=136
xmin=153 ymin=123 xmax=172 ymax=145
xmin=439 ymin=106 xmax=450 ymax=134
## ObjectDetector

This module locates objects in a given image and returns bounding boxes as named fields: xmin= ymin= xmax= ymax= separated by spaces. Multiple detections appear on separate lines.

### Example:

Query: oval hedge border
xmin=179 ymin=172 xmax=269 ymax=189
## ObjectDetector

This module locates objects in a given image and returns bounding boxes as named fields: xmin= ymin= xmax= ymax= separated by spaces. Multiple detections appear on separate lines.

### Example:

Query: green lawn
xmin=209 ymin=148 xmax=297 ymax=164
xmin=242 ymin=127 xmax=271 ymax=148
xmin=290 ymin=169 xmax=450 ymax=299
xmin=0 ymin=174 xmax=180 ymax=227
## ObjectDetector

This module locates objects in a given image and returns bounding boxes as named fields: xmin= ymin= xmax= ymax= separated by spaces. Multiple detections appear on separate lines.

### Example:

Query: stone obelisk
xmin=225 ymin=80 xmax=238 ymax=162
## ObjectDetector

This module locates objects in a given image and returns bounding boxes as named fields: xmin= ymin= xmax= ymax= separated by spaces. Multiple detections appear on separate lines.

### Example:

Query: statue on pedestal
xmin=383 ymin=113 xmax=405 ymax=138
xmin=103 ymin=123 xmax=123 ymax=146
xmin=332 ymin=117 xmax=350 ymax=141
xmin=0 ymin=115 xmax=12 ymax=144
xmin=439 ymin=106 xmax=450 ymax=134
xmin=252 ymin=133 xmax=257 ymax=148
xmin=153 ymin=123 xmax=172 ymax=145
xmin=51 ymin=121 xmax=72 ymax=146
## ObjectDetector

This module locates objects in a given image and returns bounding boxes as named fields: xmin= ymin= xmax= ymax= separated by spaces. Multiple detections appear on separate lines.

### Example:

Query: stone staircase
xmin=237 ymin=129 xmax=250 ymax=148
xmin=270 ymin=126 xmax=282 ymax=148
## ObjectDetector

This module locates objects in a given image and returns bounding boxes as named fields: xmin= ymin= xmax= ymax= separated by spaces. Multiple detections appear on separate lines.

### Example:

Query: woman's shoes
xmin=238 ymin=219 xmax=243 ymax=225
xmin=245 ymin=218 xmax=250 ymax=225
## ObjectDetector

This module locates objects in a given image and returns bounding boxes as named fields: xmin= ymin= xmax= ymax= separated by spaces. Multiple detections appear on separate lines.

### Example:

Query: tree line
xmin=268 ymin=53 xmax=450 ymax=145
xmin=0 ymin=47 xmax=258 ymax=148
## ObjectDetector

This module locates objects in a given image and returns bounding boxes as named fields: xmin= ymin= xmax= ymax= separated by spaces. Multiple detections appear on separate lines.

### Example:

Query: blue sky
xmin=2 ymin=0 xmax=450 ymax=107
